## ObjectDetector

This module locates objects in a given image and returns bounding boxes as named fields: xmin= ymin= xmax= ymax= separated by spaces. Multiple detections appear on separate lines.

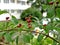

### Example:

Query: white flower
xmin=49 ymin=30 xmax=58 ymax=38
xmin=53 ymin=17 xmax=60 ymax=21
xmin=33 ymin=35 xmax=39 ymax=38
xmin=34 ymin=27 xmax=40 ymax=31
xmin=32 ymin=27 xmax=40 ymax=38
xmin=53 ymin=29 xmax=58 ymax=35
xmin=33 ymin=27 xmax=45 ymax=38
xmin=43 ymin=12 xmax=47 ymax=17
xmin=49 ymin=32 xmax=54 ymax=37
xmin=43 ymin=20 xmax=48 ymax=25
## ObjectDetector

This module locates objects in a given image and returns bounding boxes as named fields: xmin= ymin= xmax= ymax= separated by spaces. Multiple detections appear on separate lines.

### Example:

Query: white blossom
xmin=43 ymin=12 xmax=47 ymax=17
xmin=33 ymin=27 xmax=45 ymax=38
xmin=42 ymin=19 xmax=48 ymax=25
xmin=53 ymin=17 xmax=60 ymax=21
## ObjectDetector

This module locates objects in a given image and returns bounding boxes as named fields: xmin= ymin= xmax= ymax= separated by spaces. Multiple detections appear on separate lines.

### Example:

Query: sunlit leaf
xmin=4 ymin=33 xmax=13 ymax=42
xmin=11 ymin=15 xmax=18 ymax=25
xmin=0 ymin=10 xmax=8 ymax=15
xmin=56 ymin=8 xmax=60 ymax=18
xmin=16 ymin=36 xmax=19 ymax=45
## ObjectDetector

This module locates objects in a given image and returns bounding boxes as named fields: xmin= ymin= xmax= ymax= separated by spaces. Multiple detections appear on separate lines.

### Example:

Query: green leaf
xmin=31 ymin=38 xmax=40 ymax=45
xmin=5 ymin=22 xmax=9 ymax=29
xmin=23 ymin=35 xmax=30 ymax=43
xmin=42 ymin=37 xmax=53 ymax=45
xmin=46 ymin=38 xmax=53 ymax=44
xmin=0 ymin=10 xmax=8 ymax=15
xmin=16 ymin=36 xmax=19 ymax=45
xmin=56 ymin=8 xmax=60 ymax=18
xmin=11 ymin=15 xmax=18 ymax=25
xmin=53 ymin=41 xmax=57 ymax=45
xmin=47 ymin=7 xmax=55 ymax=18
xmin=21 ymin=7 xmax=42 ymax=20
xmin=4 ymin=33 xmax=13 ymax=42
xmin=22 ymin=33 xmax=33 ymax=43
xmin=37 ymin=34 xmax=44 ymax=42
xmin=42 ymin=4 xmax=49 ymax=10
xmin=47 ymin=0 xmax=51 ymax=3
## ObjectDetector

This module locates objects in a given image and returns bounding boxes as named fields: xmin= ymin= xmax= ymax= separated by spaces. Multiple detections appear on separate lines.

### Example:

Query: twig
xmin=41 ymin=33 xmax=60 ymax=44
xmin=0 ymin=28 xmax=60 ymax=44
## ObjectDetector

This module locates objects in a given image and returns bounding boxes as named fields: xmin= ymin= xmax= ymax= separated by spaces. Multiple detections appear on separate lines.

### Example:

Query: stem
xmin=41 ymin=33 xmax=60 ymax=44
xmin=0 ymin=28 xmax=60 ymax=44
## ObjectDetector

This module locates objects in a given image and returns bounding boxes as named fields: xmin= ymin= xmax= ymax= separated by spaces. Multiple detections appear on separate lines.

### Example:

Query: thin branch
xmin=55 ymin=23 xmax=60 ymax=27
xmin=0 ymin=28 xmax=60 ymax=44
xmin=41 ymin=33 xmax=60 ymax=44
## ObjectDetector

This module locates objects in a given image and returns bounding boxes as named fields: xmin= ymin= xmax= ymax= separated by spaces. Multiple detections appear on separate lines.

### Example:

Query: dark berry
xmin=56 ymin=1 xmax=59 ymax=4
xmin=43 ymin=24 xmax=47 ymax=26
xmin=27 ymin=19 xmax=32 ymax=23
xmin=6 ymin=17 xmax=9 ymax=20
xmin=49 ymin=2 xmax=54 ymax=5
xmin=27 ymin=1 xmax=29 ymax=4
xmin=17 ymin=24 xmax=22 ymax=28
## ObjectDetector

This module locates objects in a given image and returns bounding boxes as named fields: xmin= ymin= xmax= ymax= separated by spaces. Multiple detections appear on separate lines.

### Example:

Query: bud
xmin=27 ymin=19 xmax=32 ymax=23
xmin=17 ymin=24 xmax=22 ymax=28
xmin=43 ymin=24 xmax=47 ymax=26
xmin=49 ymin=2 xmax=54 ymax=5
xmin=56 ymin=1 xmax=59 ymax=4
xmin=6 ymin=17 xmax=9 ymax=20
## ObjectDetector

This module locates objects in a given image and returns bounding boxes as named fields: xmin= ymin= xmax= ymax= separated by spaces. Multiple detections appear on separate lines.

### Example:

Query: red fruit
xmin=43 ymin=24 xmax=47 ymax=26
xmin=56 ymin=1 xmax=59 ymax=4
xmin=27 ymin=19 xmax=32 ymax=23
xmin=49 ymin=2 xmax=54 ymax=5
xmin=17 ymin=24 xmax=22 ymax=28
xmin=6 ymin=17 xmax=9 ymax=20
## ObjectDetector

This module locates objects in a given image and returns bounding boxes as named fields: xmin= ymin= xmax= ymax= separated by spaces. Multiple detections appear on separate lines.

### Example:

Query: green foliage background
xmin=0 ymin=0 xmax=60 ymax=45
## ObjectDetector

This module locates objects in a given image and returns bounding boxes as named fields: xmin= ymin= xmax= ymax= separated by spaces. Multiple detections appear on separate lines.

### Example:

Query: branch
xmin=0 ymin=28 xmax=60 ymax=44
xmin=41 ymin=33 xmax=60 ymax=44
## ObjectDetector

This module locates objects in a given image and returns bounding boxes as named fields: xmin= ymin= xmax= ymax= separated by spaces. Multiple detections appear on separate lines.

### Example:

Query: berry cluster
xmin=25 ymin=15 xmax=32 ymax=28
